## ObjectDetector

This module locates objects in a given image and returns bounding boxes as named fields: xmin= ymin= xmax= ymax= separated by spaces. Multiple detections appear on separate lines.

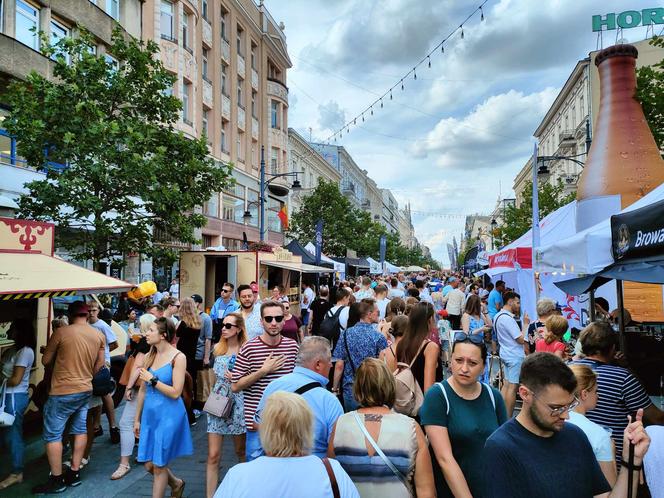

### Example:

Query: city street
xmin=6 ymin=408 xmax=238 ymax=498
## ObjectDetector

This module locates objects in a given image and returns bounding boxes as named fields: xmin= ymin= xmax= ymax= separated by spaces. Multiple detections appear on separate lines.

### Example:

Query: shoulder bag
xmin=352 ymin=411 xmax=410 ymax=491
xmin=320 ymin=457 xmax=340 ymax=498
xmin=0 ymin=380 xmax=16 ymax=427
xmin=203 ymin=355 xmax=235 ymax=419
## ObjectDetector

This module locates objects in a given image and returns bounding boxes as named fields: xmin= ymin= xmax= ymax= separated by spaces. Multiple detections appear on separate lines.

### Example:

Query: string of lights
xmin=324 ymin=0 xmax=491 ymax=144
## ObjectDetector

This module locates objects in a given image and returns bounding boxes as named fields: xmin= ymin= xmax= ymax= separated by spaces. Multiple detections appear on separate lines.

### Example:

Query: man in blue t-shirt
xmin=210 ymin=282 xmax=240 ymax=340
xmin=483 ymin=353 xmax=650 ymax=498
xmin=487 ymin=280 xmax=505 ymax=320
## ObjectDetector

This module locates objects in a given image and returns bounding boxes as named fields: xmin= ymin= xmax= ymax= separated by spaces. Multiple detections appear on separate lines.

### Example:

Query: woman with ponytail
xmin=535 ymin=315 xmax=568 ymax=358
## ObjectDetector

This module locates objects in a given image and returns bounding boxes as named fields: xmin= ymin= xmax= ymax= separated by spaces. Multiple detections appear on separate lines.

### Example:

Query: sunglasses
xmin=222 ymin=322 xmax=237 ymax=329
xmin=221 ymin=289 xmax=231 ymax=293
xmin=263 ymin=315 xmax=284 ymax=323
xmin=453 ymin=332 xmax=484 ymax=345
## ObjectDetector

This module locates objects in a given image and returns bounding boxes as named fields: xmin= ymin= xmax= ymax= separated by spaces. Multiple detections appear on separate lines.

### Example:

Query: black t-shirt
xmin=129 ymin=336 xmax=150 ymax=357
xmin=483 ymin=418 xmax=610 ymax=498
xmin=309 ymin=298 xmax=333 ymax=335
xmin=176 ymin=322 xmax=200 ymax=364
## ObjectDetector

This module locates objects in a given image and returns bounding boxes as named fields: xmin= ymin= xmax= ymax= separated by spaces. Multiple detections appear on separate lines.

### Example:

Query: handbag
xmin=0 ymin=380 xmax=16 ymax=427
xmin=118 ymin=355 xmax=136 ymax=386
xmin=203 ymin=383 xmax=234 ymax=418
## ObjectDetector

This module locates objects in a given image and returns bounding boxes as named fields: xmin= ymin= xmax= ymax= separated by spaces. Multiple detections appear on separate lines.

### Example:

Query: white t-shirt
xmin=567 ymin=411 xmax=614 ymax=462
xmin=169 ymin=282 xmax=179 ymax=299
xmin=214 ymin=455 xmax=359 ymax=498
xmin=493 ymin=310 xmax=524 ymax=360
xmin=5 ymin=347 xmax=35 ymax=394
xmin=301 ymin=287 xmax=315 ymax=310
xmin=387 ymin=288 xmax=405 ymax=299
xmin=445 ymin=288 xmax=465 ymax=315
xmin=90 ymin=319 xmax=117 ymax=363
xmin=376 ymin=298 xmax=389 ymax=320
xmin=328 ymin=305 xmax=349 ymax=330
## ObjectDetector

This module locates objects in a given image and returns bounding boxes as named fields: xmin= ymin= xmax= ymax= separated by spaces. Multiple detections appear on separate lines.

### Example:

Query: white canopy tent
xmin=536 ymin=183 xmax=664 ymax=275
xmin=365 ymin=257 xmax=401 ymax=275
xmin=304 ymin=242 xmax=346 ymax=277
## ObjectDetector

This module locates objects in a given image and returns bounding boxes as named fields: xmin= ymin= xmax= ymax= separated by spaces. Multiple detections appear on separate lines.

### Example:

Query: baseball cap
xmin=437 ymin=309 xmax=449 ymax=318
xmin=250 ymin=283 xmax=259 ymax=293
xmin=68 ymin=301 xmax=89 ymax=316
xmin=479 ymin=289 xmax=489 ymax=300
xmin=191 ymin=294 xmax=203 ymax=304
xmin=448 ymin=277 xmax=458 ymax=283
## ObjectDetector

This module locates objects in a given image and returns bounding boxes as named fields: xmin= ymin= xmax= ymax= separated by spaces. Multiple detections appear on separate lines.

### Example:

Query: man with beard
xmin=231 ymin=300 xmax=299 ymax=461
xmin=237 ymin=284 xmax=263 ymax=340
xmin=484 ymin=353 xmax=650 ymax=498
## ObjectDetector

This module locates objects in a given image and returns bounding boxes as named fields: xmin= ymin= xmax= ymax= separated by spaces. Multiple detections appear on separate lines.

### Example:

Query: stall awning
xmin=261 ymin=260 xmax=333 ymax=274
xmin=0 ymin=252 xmax=134 ymax=299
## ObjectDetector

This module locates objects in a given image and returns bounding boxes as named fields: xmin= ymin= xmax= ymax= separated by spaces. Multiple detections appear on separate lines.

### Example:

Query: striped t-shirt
xmin=231 ymin=335 xmax=299 ymax=429
xmin=572 ymin=358 xmax=652 ymax=462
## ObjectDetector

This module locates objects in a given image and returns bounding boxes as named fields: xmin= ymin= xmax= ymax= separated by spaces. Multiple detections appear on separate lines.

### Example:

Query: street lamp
xmin=242 ymin=145 xmax=303 ymax=241
xmin=490 ymin=218 xmax=497 ymax=250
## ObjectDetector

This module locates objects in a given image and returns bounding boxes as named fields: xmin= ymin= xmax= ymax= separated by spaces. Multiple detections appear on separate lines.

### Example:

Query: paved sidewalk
xmin=4 ymin=405 xmax=239 ymax=498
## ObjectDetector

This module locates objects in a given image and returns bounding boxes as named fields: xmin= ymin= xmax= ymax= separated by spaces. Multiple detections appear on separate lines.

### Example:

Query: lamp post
xmin=243 ymin=145 xmax=303 ymax=241
xmin=490 ymin=218 xmax=497 ymax=250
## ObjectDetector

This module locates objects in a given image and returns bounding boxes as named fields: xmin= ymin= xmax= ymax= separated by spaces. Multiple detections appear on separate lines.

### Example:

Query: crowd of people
xmin=0 ymin=271 xmax=663 ymax=497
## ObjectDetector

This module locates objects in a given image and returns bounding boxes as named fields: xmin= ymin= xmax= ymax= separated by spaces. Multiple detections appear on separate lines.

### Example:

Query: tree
xmin=5 ymin=28 xmax=232 ymax=270
xmin=636 ymin=36 xmax=664 ymax=151
xmin=494 ymin=179 xmax=575 ymax=247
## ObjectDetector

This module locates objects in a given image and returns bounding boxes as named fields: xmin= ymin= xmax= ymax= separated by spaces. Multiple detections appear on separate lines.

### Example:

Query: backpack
xmin=437 ymin=381 xmax=496 ymax=414
xmin=393 ymin=341 xmax=428 ymax=417
xmin=318 ymin=307 xmax=345 ymax=350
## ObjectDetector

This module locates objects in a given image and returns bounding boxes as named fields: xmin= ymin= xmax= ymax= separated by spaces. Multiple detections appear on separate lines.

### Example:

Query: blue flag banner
xmin=379 ymin=235 xmax=387 ymax=264
xmin=315 ymin=219 xmax=323 ymax=265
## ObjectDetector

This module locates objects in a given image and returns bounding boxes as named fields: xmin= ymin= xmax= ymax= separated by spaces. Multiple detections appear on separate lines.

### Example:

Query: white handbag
xmin=0 ymin=380 xmax=16 ymax=427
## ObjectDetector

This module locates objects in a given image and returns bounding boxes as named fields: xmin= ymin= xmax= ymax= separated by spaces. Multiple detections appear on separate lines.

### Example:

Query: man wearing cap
xmin=33 ymin=302 xmax=105 ymax=494
xmin=442 ymin=276 xmax=457 ymax=297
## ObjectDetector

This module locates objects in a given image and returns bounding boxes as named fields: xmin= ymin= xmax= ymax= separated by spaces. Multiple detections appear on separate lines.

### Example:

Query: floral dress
xmin=206 ymin=354 xmax=245 ymax=435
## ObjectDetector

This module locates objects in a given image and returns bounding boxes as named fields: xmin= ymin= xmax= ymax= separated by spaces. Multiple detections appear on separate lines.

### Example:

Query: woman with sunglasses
xmin=420 ymin=332 xmax=508 ymax=498
xmin=280 ymin=301 xmax=303 ymax=343
xmin=206 ymin=312 xmax=248 ymax=498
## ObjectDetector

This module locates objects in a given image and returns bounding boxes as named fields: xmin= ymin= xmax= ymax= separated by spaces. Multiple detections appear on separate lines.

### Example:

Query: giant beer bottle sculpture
xmin=577 ymin=44 xmax=664 ymax=321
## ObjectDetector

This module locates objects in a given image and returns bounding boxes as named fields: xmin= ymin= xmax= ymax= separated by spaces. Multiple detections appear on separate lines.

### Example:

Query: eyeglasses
xmin=453 ymin=332 xmax=484 ymax=345
xmin=530 ymin=390 xmax=579 ymax=417
xmin=263 ymin=315 xmax=284 ymax=323
xmin=221 ymin=289 xmax=231 ymax=293
xmin=222 ymin=323 xmax=237 ymax=329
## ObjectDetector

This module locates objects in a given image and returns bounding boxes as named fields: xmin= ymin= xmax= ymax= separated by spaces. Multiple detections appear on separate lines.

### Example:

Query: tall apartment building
xmin=379 ymin=188 xmax=400 ymax=235
xmin=143 ymin=0 xmax=291 ymax=250
xmin=310 ymin=143 xmax=366 ymax=208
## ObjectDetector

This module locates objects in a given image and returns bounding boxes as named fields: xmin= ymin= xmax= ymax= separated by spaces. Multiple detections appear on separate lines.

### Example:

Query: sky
xmin=264 ymin=0 xmax=656 ymax=266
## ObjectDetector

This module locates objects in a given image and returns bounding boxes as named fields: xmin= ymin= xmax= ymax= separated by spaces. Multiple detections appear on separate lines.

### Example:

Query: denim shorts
xmin=43 ymin=391 xmax=92 ymax=443
xmin=440 ymin=339 xmax=450 ymax=352
xmin=502 ymin=357 xmax=524 ymax=384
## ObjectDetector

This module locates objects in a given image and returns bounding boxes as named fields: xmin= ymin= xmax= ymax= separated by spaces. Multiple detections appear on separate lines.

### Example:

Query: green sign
xmin=593 ymin=8 xmax=664 ymax=32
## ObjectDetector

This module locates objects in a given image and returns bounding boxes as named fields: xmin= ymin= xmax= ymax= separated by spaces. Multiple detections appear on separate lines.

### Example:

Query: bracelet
xmin=620 ymin=460 xmax=642 ymax=471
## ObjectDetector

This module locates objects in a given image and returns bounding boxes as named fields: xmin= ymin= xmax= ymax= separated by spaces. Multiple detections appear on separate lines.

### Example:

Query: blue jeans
xmin=43 ymin=391 xmax=91 ymax=443
xmin=245 ymin=430 xmax=264 ymax=461
xmin=343 ymin=393 xmax=359 ymax=413
xmin=1 ymin=391 xmax=29 ymax=473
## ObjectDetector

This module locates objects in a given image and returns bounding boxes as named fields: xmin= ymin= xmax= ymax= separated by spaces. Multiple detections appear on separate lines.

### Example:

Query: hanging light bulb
xmin=353 ymin=118 xmax=356 ymax=125
xmin=441 ymin=43 xmax=445 ymax=53
xmin=401 ymin=79 xmax=404 ymax=91
xmin=428 ymin=56 xmax=431 ymax=68
xmin=390 ymin=90 xmax=393 ymax=100
xmin=480 ymin=6 xmax=484 ymax=21
xmin=380 ymin=99 xmax=383 ymax=108
xmin=370 ymin=107 xmax=373 ymax=115
xmin=460 ymin=25 xmax=464 ymax=39
xmin=413 ymin=68 xmax=417 ymax=80
xmin=362 ymin=114 xmax=365 ymax=122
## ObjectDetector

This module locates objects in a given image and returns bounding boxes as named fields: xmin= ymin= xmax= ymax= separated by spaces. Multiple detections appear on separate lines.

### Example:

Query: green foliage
xmin=495 ymin=179 xmax=575 ymax=247
xmin=5 ymin=28 xmax=232 ymax=270
xmin=636 ymin=36 xmax=664 ymax=151
xmin=286 ymin=180 xmax=439 ymax=269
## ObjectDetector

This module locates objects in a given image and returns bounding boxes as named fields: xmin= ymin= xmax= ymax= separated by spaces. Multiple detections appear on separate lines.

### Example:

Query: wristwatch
xmin=149 ymin=377 xmax=158 ymax=388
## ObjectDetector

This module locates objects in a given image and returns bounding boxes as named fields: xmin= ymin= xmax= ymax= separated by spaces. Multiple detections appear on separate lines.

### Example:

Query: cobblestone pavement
xmin=3 ymin=405 xmax=239 ymax=498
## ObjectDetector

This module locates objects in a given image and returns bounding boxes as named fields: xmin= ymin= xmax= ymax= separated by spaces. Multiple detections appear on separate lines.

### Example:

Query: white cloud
xmin=317 ymin=101 xmax=347 ymax=132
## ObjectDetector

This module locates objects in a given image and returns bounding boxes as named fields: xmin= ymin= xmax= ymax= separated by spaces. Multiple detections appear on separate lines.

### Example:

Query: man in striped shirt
xmin=231 ymin=300 xmax=299 ymax=461
xmin=573 ymin=321 xmax=664 ymax=463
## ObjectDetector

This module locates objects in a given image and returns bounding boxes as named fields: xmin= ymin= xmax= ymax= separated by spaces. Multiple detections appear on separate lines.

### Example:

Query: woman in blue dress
xmin=206 ymin=312 xmax=247 ymax=498
xmin=134 ymin=317 xmax=192 ymax=498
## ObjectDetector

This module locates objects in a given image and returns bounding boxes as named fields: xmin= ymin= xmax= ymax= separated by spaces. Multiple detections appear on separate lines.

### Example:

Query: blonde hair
xmin=544 ymin=315 xmax=568 ymax=344
xmin=259 ymin=392 xmax=313 ymax=457
xmin=213 ymin=312 xmax=247 ymax=357
xmin=178 ymin=297 xmax=201 ymax=329
xmin=352 ymin=358 xmax=396 ymax=408
xmin=569 ymin=364 xmax=597 ymax=396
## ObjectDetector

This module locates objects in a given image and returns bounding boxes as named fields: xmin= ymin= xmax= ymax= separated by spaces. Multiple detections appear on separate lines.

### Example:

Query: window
xmin=204 ymin=193 xmax=218 ymax=217
xmin=50 ymin=19 xmax=70 ymax=63
xmin=236 ymin=25 xmax=244 ymax=56
xmin=270 ymin=100 xmax=278 ymax=129
xmin=202 ymin=48 xmax=209 ymax=80
xmin=182 ymin=10 xmax=191 ymax=51
xmin=160 ymin=1 xmax=174 ymax=40
xmin=247 ymin=189 xmax=258 ymax=227
xmin=182 ymin=80 xmax=191 ymax=123
xmin=220 ymin=7 xmax=228 ymax=41
xmin=16 ymin=0 xmax=40 ymax=50
xmin=238 ymin=131 xmax=245 ymax=162
xmin=104 ymin=53 xmax=119 ymax=71
xmin=267 ymin=59 xmax=281 ymax=81
xmin=251 ymin=43 xmax=257 ymax=70
xmin=251 ymin=91 xmax=257 ymax=118
xmin=271 ymin=147 xmax=278 ymax=174
xmin=106 ymin=0 xmax=120 ymax=20
xmin=267 ymin=197 xmax=284 ymax=233
xmin=222 ymin=184 xmax=246 ymax=224
xmin=221 ymin=62 xmax=228 ymax=96
xmin=579 ymin=95 xmax=584 ymax=120
xmin=237 ymin=76 xmax=244 ymax=107
xmin=221 ymin=120 xmax=229 ymax=152
xmin=202 ymin=110 xmax=209 ymax=138
xmin=202 ymin=0 xmax=209 ymax=20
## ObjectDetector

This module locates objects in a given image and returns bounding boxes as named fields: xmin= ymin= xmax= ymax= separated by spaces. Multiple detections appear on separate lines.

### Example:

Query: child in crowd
xmin=535 ymin=315 xmax=568 ymax=358
xmin=436 ymin=309 xmax=452 ymax=368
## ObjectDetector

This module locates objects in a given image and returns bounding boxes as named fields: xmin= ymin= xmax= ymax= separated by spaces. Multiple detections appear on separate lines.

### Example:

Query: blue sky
xmin=265 ymin=0 xmax=656 ymax=265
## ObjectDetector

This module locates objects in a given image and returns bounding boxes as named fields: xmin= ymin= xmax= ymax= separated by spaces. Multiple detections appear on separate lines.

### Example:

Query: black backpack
xmin=317 ymin=307 xmax=345 ymax=350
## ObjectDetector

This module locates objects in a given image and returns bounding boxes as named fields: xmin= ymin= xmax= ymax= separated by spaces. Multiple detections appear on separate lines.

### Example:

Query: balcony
xmin=267 ymin=78 xmax=288 ymax=103
xmin=202 ymin=79 xmax=213 ymax=109
xmin=221 ymin=39 xmax=230 ymax=63
xmin=222 ymin=95 xmax=231 ymax=120
xmin=237 ymin=55 xmax=245 ymax=77
xmin=238 ymin=106 xmax=246 ymax=130
xmin=251 ymin=68 xmax=259 ymax=89
xmin=159 ymin=38 xmax=179 ymax=73
xmin=202 ymin=18 xmax=213 ymax=48
xmin=182 ymin=48 xmax=195 ymax=82
xmin=251 ymin=117 xmax=259 ymax=140
xmin=558 ymin=129 xmax=576 ymax=147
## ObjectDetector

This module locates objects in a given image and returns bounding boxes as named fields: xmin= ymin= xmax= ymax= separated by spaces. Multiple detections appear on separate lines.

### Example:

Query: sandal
xmin=171 ymin=478 xmax=185 ymax=498
xmin=0 ymin=473 xmax=23 ymax=490
xmin=110 ymin=464 xmax=131 ymax=480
